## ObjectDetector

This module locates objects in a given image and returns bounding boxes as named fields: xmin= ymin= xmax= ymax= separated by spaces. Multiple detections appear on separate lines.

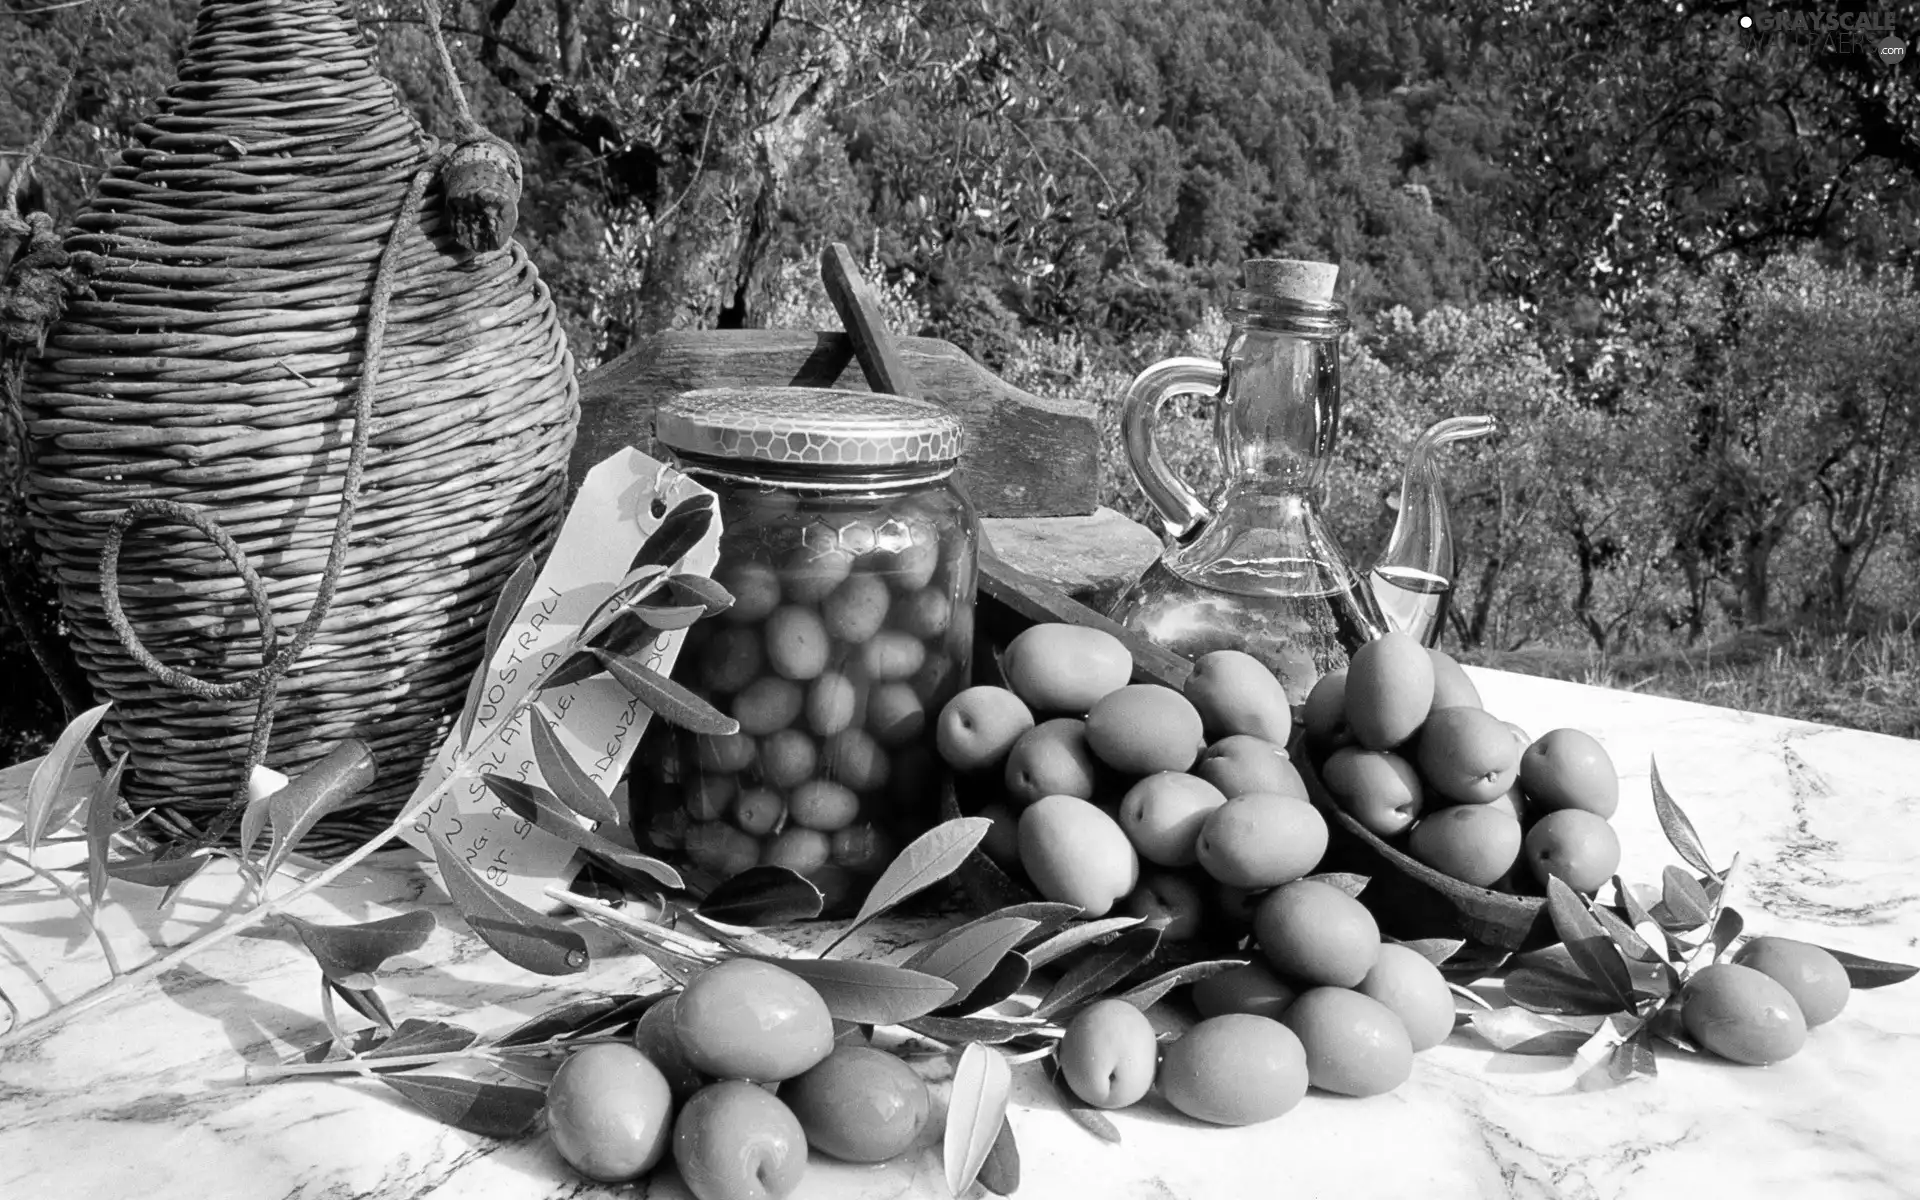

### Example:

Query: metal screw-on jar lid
xmin=655 ymin=386 xmax=964 ymax=468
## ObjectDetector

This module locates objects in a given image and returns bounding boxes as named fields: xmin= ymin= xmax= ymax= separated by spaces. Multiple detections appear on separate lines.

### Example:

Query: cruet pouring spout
xmin=1366 ymin=414 xmax=1497 ymax=647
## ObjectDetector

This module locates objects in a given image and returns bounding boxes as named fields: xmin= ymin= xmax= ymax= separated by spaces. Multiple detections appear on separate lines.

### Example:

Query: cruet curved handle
xmin=1120 ymin=356 xmax=1224 ymax=541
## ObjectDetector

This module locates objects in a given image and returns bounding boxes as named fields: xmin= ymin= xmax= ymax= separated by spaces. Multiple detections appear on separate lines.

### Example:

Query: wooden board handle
xmin=821 ymin=243 xmax=922 ymax=400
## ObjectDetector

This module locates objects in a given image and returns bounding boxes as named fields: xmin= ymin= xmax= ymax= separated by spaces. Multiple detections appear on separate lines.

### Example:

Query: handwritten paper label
xmin=400 ymin=448 xmax=720 ymax=912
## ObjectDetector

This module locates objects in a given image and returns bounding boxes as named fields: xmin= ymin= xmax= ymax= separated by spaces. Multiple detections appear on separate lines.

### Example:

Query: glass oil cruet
xmin=1106 ymin=258 xmax=1494 ymax=706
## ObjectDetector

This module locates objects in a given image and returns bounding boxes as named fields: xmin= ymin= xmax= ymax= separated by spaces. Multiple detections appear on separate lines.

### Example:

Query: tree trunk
xmin=1825 ymin=537 xmax=1856 ymax=617
xmin=1455 ymin=549 xmax=1504 ymax=649
xmin=631 ymin=39 xmax=851 ymax=334
xmin=1740 ymin=528 xmax=1773 ymax=626
xmin=1569 ymin=523 xmax=1607 ymax=651
xmin=1679 ymin=552 xmax=1709 ymax=642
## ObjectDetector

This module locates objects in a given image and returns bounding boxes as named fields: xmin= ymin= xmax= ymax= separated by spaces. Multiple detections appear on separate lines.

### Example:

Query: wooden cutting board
xmin=571 ymin=330 xmax=1100 ymax=519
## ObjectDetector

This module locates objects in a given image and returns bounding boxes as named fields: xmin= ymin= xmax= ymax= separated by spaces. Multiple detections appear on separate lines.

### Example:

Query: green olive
xmin=859 ymin=630 xmax=927 ymax=681
xmin=789 ymin=780 xmax=860 ymax=831
xmin=732 ymin=787 xmax=787 ymax=837
xmin=805 ymin=673 xmax=860 ymax=737
xmin=821 ymin=573 xmax=891 ymax=645
xmin=732 ymin=677 xmax=803 ymax=736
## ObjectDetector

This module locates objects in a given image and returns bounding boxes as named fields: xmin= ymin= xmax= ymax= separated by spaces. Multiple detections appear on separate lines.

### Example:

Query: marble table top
xmin=2 ymin=667 xmax=1918 ymax=1200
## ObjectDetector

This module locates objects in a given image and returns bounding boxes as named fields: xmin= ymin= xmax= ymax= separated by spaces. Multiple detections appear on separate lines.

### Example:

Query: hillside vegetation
xmin=3 ymin=0 xmax=1918 ymax=751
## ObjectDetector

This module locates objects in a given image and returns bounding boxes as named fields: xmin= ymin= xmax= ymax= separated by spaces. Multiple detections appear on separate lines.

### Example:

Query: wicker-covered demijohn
xmin=21 ymin=0 xmax=578 ymax=843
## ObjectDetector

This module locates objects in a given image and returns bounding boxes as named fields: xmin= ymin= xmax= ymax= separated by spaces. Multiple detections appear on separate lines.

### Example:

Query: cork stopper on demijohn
xmin=1243 ymin=258 xmax=1340 ymax=302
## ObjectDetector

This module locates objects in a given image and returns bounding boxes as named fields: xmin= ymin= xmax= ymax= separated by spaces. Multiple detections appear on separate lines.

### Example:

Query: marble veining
xmin=3 ymin=668 xmax=1920 ymax=1199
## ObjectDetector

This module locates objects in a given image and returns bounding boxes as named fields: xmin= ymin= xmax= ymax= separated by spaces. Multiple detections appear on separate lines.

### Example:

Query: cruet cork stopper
xmin=1244 ymin=258 xmax=1339 ymax=302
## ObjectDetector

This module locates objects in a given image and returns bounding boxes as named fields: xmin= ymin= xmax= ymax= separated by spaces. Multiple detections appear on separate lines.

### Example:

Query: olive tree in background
xmin=1635 ymin=258 xmax=1920 ymax=628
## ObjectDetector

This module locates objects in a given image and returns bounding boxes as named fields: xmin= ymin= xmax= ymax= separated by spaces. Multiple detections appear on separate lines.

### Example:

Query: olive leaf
xmin=482 ymin=774 xmax=682 ymax=889
xmin=1041 ymin=1055 xmax=1122 ymax=1144
xmin=1614 ymin=876 xmax=1657 ymax=928
xmin=822 ymin=818 xmax=993 ymax=955
xmin=104 ymin=850 xmax=212 ymax=890
xmin=996 ymin=902 xmax=1085 ymax=946
xmin=1468 ymin=1008 xmax=1600 ymax=1056
xmin=1116 ymin=959 xmax=1247 ymax=1010
xmin=490 ymin=1051 xmax=563 ymax=1089
xmin=1649 ymin=758 xmax=1718 ymax=879
xmin=745 ymin=956 xmax=956 ymax=1024
xmin=670 ymin=906 xmax=763 ymax=955
xmin=259 ymin=740 xmax=378 ymax=883
xmin=429 ymin=834 xmax=589 ymax=976
xmin=325 ymin=975 xmax=395 ymax=1030
xmin=1612 ymin=874 xmax=1680 ymax=960
xmin=491 ymin=993 xmax=661 ymax=1048
xmin=236 ymin=767 xmax=287 ymax=864
xmin=299 ymin=1025 xmax=386 ymax=1065
xmin=573 ymin=566 xmax=673 ymax=654
xmin=1607 ymin=1025 xmax=1658 ymax=1084
xmin=1505 ymin=952 xmax=1630 ymax=1017
xmin=931 ymin=903 xmax=1080 ymax=952
xmin=595 ymin=609 xmax=669 ymax=653
xmin=1439 ymin=943 xmax=1514 ymax=981
xmin=460 ymin=555 xmax=540 ymax=752
xmin=665 ymin=572 xmax=734 ymax=614
xmin=1449 ymin=982 xmax=1494 ymax=1014
xmin=84 ymin=751 xmax=128 ymax=909
xmin=1021 ymin=916 xmax=1144 ymax=970
xmin=832 ymin=1019 xmax=865 ymax=1044
xmin=1544 ymin=877 xmax=1635 ymax=1009
xmin=1032 ymin=925 xmax=1163 ymax=1019
xmin=696 ymin=866 xmax=826 ymax=926
xmin=528 ymin=707 xmax=621 ymax=826
xmin=624 ymin=601 xmax=708 ymax=630
xmin=903 ymin=916 xmax=1040 ymax=1000
xmin=945 ymin=950 xmax=1033 ymax=1015
xmin=632 ymin=493 xmax=716 ymax=573
xmin=900 ymin=1015 xmax=1041 ymax=1046
xmin=541 ymin=618 xmax=651 ymax=691
xmin=590 ymin=649 xmax=739 ymax=735
xmin=283 ymin=911 xmax=436 ymax=983
xmin=484 ymin=556 xmax=540 ymax=666
xmin=1305 ymin=872 xmax=1369 ymax=898
xmin=1818 ymin=946 xmax=1920 ymax=989
xmin=366 ymin=1018 xmax=479 ymax=1060
xmin=1590 ymin=903 xmax=1661 ymax=964
xmin=1388 ymin=937 xmax=1467 ymax=968
xmin=380 ymin=1069 xmax=546 ymax=1139
xmin=1705 ymin=906 xmax=1744 ymax=962
xmin=892 ymin=907 xmax=1070 ymax=1007
xmin=1657 ymin=865 xmax=1714 ymax=930
xmin=1645 ymin=997 xmax=1696 ymax=1053
xmin=945 ymin=1043 xmax=1013 ymax=1199
xmin=978 ymin=1116 xmax=1021 ymax=1196
xmin=21 ymin=700 xmax=110 ymax=851
xmin=1565 ymin=1014 xmax=1639 ymax=1093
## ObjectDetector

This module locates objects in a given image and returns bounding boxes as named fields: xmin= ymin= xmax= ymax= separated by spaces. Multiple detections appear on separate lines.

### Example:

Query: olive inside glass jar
xmin=633 ymin=386 xmax=978 ymax=907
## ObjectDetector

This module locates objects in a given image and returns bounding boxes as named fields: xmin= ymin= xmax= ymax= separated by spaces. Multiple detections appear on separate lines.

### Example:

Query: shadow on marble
xmin=157 ymin=962 xmax=319 ymax=1061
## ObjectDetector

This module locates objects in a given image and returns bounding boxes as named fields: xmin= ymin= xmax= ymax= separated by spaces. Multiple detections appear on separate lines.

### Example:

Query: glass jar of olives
xmin=635 ymin=386 xmax=978 ymax=905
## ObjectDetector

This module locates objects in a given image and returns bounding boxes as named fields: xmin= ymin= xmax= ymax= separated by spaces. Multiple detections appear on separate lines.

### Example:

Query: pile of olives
xmin=932 ymin=622 xmax=1462 ymax=1114
xmin=543 ymin=618 xmax=1877 ymax=1196
xmin=1053 ymin=888 xmax=1457 ymax=1124
xmin=937 ymin=623 xmax=1320 ymax=929
xmin=630 ymin=486 xmax=972 ymax=901
xmin=1302 ymin=631 xmax=1623 ymax=895
xmin=547 ymin=958 xmax=933 ymax=1199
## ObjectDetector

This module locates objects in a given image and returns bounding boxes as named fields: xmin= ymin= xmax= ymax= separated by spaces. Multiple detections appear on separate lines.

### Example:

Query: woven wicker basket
xmin=21 ymin=0 xmax=578 ymax=849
